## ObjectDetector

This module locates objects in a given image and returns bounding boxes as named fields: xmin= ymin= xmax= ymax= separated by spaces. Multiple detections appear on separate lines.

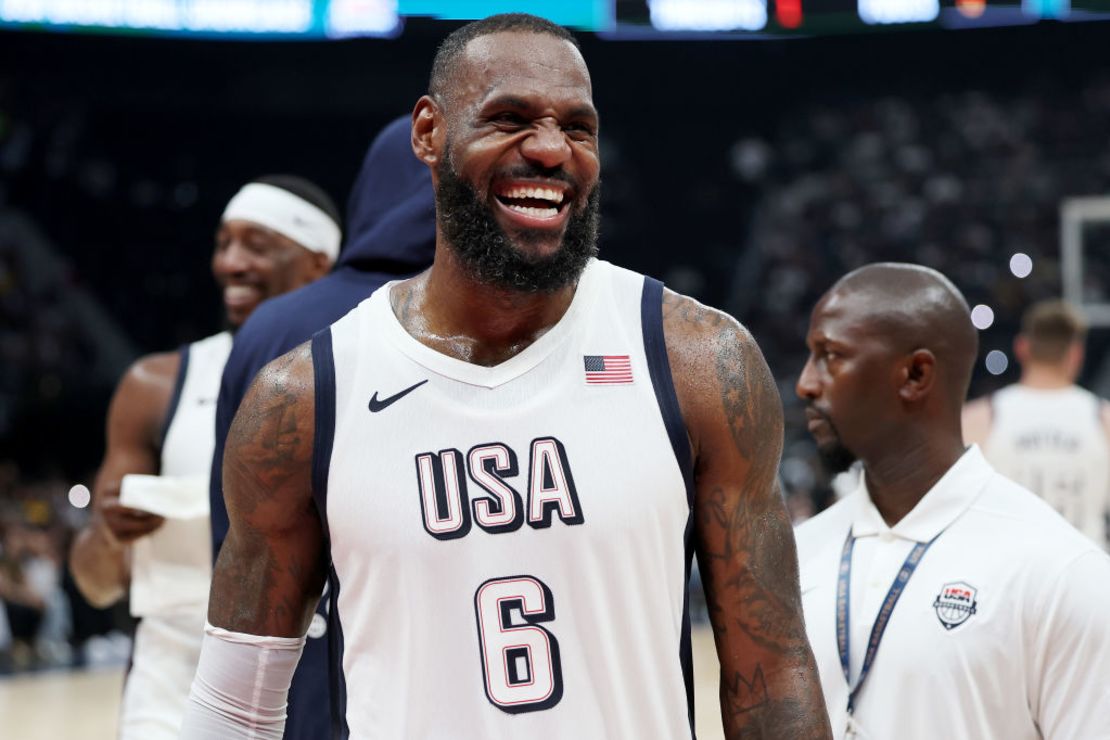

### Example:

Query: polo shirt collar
xmin=848 ymin=445 xmax=993 ymax=543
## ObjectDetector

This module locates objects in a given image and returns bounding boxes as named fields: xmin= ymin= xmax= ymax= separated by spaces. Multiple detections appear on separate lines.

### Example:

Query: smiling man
xmin=70 ymin=175 xmax=336 ymax=739
xmin=794 ymin=263 xmax=1110 ymax=740
xmin=181 ymin=15 xmax=830 ymax=740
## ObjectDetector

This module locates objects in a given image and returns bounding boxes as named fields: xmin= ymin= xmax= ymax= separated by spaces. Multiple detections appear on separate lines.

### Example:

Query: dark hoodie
xmin=207 ymin=115 xmax=435 ymax=739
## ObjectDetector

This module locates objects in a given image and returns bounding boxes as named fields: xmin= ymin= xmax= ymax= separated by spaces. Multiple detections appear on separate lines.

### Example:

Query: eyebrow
xmin=481 ymin=94 xmax=599 ymax=122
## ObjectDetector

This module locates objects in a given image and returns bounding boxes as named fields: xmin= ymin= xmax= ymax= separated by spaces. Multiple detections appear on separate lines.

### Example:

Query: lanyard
xmin=836 ymin=528 xmax=939 ymax=714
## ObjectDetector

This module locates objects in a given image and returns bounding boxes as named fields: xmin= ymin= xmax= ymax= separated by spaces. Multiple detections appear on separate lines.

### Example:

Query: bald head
xmin=828 ymin=263 xmax=978 ymax=406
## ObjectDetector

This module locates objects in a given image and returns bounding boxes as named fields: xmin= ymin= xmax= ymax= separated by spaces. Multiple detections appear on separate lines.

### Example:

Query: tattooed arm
xmin=663 ymin=290 xmax=831 ymax=739
xmin=208 ymin=342 xmax=327 ymax=636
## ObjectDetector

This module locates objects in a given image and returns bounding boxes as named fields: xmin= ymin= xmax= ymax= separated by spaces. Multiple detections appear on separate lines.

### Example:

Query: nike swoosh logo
xmin=368 ymin=379 xmax=428 ymax=413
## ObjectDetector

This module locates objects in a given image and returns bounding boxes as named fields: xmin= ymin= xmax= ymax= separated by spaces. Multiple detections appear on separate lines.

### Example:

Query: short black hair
xmin=251 ymin=174 xmax=341 ymax=226
xmin=429 ymin=13 xmax=580 ymax=102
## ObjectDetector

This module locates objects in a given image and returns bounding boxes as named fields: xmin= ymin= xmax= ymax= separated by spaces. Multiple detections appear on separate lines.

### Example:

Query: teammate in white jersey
xmin=794 ymin=264 xmax=1110 ymax=740
xmin=181 ymin=14 xmax=832 ymax=740
xmin=69 ymin=175 xmax=338 ymax=739
xmin=963 ymin=299 xmax=1110 ymax=549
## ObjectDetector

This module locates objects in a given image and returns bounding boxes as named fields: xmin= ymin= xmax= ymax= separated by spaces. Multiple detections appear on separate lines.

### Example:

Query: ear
xmin=412 ymin=95 xmax=445 ymax=168
xmin=311 ymin=251 xmax=333 ymax=280
xmin=1013 ymin=335 xmax=1030 ymax=364
xmin=1066 ymin=341 xmax=1085 ymax=378
xmin=898 ymin=349 xmax=937 ymax=403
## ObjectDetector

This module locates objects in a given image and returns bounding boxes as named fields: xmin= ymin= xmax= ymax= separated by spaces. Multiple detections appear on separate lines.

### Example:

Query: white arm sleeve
xmin=178 ymin=622 xmax=306 ymax=740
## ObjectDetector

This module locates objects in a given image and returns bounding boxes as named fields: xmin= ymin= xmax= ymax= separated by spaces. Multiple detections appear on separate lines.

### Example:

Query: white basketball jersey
xmin=315 ymin=260 xmax=696 ymax=739
xmin=983 ymin=384 xmax=1110 ymax=549
xmin=121 ymin=330 xmax=231 ymax=740
xmin=129 ymin=330 xmax=230 ymax=618
xmin=161 ymin=330 xmax=231 ymax=480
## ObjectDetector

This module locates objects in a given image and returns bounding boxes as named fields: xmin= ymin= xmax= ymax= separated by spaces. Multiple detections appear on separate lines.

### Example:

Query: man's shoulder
xmin=659 ymin=286 xmax=764 ymax=385
xmin=119 ymin=349 xmax=181 ymax=406
xmin=238 ymin=341 xmax=317 ymax=416
xmin=794 ymin=497 xmax=853 ymax=558
xmin=966 ymin=473 xmax=1104 ymax=561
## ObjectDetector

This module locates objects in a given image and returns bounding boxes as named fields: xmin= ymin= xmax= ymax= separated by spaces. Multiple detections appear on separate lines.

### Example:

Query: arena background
xmin=1 ymin=3 xmax=1109 ymax=737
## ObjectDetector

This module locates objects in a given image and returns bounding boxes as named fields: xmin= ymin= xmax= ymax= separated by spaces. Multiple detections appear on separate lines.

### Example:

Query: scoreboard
xmin=0 ymin=0 xmax=1106 ymax=37
xmin=609 ymin=0 xmax=1110 ymax=35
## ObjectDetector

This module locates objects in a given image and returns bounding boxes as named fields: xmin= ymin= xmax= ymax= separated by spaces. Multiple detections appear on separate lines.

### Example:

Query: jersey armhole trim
xmin=310 ymin=329 xmax=336 ymax=544
xmin=640 ymin=277 xmax=695 ymax=507
xmin=640 ymin=275 xmax=698 ymax=739
xmin=309 ymin=327 xmax=350 ymax=738
xmin=158 ymin=343 xmax=190 ymax=452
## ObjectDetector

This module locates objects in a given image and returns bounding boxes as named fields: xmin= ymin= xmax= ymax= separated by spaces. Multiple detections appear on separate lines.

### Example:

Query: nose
xmin=519 ymin=119 xmax=572 ymax=170
xmin=213 ymin=240 xmax=251 ymax=278
xmin=796 ymin=356 xmax=820 ymax=400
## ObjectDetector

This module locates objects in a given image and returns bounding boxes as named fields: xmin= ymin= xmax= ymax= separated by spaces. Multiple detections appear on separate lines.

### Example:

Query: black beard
xmin=435 ymin=158 xmax=600 ymax=293
xmin=817 ymin=441 xmax=858 ymax=476
xmin=806 ymin=405 xmax=858 ymax=474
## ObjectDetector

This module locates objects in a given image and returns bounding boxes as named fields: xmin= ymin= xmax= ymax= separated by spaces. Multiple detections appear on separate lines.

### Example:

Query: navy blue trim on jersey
xmin=311 ymin=329 xmax=336 ymax=543
xmin=640 ymin=276 xmax=697 ymax=739
xmin=640 ymin=278 xmax=695 ymax=507
xmin=324 ymin=567 xmax=349 ymax=739
xmin=310 ymin=328 xmax=348 ymax=738
xmin=158 ymin=343 xmax=190 ymax=451
xmin=680 ymin=513 xmax=695 ymax=739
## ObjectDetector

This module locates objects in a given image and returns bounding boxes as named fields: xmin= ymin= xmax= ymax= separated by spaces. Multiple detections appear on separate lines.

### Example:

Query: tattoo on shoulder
xmin=225 ymin=346 xmax=314 ymax=507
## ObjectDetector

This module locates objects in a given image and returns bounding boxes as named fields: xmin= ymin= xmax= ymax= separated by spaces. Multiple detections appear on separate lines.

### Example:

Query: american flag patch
xmin=584 ymin=355 xmax=633 ymax=385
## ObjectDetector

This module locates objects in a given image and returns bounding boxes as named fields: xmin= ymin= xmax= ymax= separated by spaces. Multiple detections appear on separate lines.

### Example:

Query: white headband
xmin=222 ymin=182 xmax=341 ymax=262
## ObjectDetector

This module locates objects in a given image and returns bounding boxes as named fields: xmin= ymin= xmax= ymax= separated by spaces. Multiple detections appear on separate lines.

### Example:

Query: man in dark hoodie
xmin=204 ymin=116 xmax=435 ymax=738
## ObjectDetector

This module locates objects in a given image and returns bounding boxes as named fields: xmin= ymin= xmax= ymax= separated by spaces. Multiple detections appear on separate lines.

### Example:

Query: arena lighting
xmin=68 ymin=484 xmax=91 ymax=509
xmin=328 ymin=0 xmax=401 ymax=35
xmin=776 ymin=0 xmax=804 ymax=27
xmin=648 ymin=0 xmax=768 ymax=31
xmin=858 ymin=0 xmax=939 ymax=24
xmin=971 ymin=304 xmax=995 ymax=330
xmin=955 ymin=0 xmax=986 ymax=17
xmin=1009 ymin=252 xmax=1034 ymax=278
xmin=0 ymin=0 xmax=400 ymax=36
xmin=985 ymin=350 xmax=1009 ymax=375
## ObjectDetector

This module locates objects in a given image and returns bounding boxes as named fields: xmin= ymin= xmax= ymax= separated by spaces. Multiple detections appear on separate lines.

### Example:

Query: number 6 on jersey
xmin=474 ymin=575 xmax=564 ymax=713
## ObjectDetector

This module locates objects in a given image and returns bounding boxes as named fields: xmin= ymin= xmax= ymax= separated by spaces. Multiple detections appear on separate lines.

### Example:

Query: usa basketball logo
xmin=932 ymin=581 xmax=978 ymax=630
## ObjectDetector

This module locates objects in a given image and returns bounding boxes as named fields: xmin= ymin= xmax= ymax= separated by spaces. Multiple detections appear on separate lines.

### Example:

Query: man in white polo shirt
xmin=794 ymin=262 xmax=1110 ymax=740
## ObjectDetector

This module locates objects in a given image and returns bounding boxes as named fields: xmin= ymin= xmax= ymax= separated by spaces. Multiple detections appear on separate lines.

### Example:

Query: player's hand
xmin=95 ymin=496 xmax=165 ymax=544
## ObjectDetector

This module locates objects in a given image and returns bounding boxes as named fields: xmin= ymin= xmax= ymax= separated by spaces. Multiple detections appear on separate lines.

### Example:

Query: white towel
xmin=120 ymin=474 xmax=212 ymax=618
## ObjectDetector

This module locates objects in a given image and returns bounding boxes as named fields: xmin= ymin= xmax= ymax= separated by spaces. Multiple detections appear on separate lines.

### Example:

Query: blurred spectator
xmin=0 ymin=468 xmax=126 ymax=674
xmin=729 ymin=77 xmax=1110 ymax=517
xmin=964 ymin=299 xmax=1110 ymax=549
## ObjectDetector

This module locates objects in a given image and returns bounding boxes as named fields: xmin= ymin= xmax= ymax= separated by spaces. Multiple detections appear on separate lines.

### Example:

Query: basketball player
xmin=794 ymin=263 xmax=1110 ymax=739
xmin=69 ymin=175 xmax=339 ymax=739
xmin=963 ymin=299 xmax=1110 ymax=549
xmin=181 ymin=14 xmax=832 ymax=740
xmin=205 ymin=116 xmax=435 ymax=739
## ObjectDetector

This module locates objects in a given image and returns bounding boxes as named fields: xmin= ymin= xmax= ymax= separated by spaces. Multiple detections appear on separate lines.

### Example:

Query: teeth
xmin=225 ymin=286 xmax=257 ymax=300
xmin=507 ymin=204 xmax=559 ymax=218
xmin=500 ymin=186 xmax=564 ymax=204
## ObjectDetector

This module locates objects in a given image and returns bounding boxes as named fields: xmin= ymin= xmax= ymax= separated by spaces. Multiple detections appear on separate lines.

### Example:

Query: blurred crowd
xmin=727 ymin=77 xmax=1110 ymax=518
xmin=3 ymin=54 xmax=1110 ymax=671
xmin=0 ymin=464 xmax=131 ymax=675
xmin=0 ymin=233 xmax=99 ymax=441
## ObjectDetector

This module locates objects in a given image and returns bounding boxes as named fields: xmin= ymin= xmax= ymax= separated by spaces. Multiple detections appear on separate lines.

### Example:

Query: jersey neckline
xmin=372 ymin=259 xmax=604 ymax=389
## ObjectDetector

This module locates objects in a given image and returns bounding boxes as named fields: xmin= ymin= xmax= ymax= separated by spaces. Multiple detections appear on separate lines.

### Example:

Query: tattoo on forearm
xmin=724 ymin=664 xmax=770 ymax=715
xmin=209 ymin=345 xmax=323 ymax=635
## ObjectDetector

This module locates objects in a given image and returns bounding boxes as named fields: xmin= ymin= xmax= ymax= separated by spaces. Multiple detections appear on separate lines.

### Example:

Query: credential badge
xmin=932 ymin=581 xmax=978 ymax=630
